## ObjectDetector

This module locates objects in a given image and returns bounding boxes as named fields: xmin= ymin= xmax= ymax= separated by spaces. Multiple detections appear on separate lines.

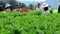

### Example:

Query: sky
xmin=17 ymin=0 xmax=59 ymax=9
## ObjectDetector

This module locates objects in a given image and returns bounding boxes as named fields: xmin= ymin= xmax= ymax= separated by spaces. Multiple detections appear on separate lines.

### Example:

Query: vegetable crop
xmin=0 ymin=11 xmax=60 ymax=34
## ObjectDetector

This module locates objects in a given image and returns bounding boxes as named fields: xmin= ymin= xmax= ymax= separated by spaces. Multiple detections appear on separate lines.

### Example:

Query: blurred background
xmin=17 ymin=0 xmax=59 ymax=9
xmin=0 ymin=0 xmax=59 ymax=11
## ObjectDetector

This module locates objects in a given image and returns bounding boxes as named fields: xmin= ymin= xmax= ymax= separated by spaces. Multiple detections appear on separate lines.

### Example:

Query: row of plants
xmin=0 ymin=11 xmax=60 ymax=34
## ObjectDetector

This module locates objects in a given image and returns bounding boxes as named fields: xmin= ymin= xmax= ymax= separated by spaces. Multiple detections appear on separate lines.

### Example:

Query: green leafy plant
xmin=0 ymin=11 xmax=60 ymax=34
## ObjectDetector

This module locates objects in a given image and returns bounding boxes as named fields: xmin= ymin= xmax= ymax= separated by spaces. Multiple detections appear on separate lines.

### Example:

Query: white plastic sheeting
xmin=17 ymin=0 xmax=46 ymax=2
